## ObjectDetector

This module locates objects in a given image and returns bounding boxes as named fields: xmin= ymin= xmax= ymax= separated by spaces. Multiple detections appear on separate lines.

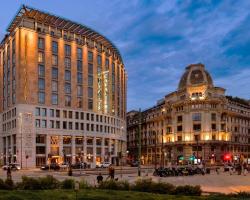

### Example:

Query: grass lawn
xmin=0 ymin=190 xmax=238 ymax=200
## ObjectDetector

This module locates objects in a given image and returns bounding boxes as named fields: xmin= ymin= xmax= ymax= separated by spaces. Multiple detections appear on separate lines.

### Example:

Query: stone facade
xmin=127 ymin=64 xmax=250 ymax=166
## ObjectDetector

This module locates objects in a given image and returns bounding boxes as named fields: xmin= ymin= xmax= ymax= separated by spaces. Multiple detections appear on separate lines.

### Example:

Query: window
xmin=65 ymin=44 xmax=71 ymax=56
xmin=211 ymin=124 xmax=216 ymax=131
xmin=177 ymin=125 xmax=182 ymax=132
xmin=52 ymin=41 xmax=58 ymax=54
xmin=77 ymin=48 xmax=82 ymax=60
xmin=35 ymin=119 xmax=40 ymax=128
xmin=88 ymin=51 xmax=93 ymax=62
xmin=38 ymin=78 xmax=45 ymax=90
xmin=77 ymin=60 xmax=82 ymax=71
xmin=38 ymin=65 xmax=45 ymax=77
xmin=49 ymin=120 xmax=54 ymax=128
xmin=38 ymin=52 xmax=44 ymax=63
xmin=69 ymin=122 xmax=73 ymax=129
xmin=77 ymin=85 xmax=82 ymax=96
xmin=88 ymin=75 xmax=93 ymax=86
xmin=63 ymin=110 xmax=67 ymax=118
xmin=64 ymin=83 xmax=71 ymax=94
xmin=65 ymin=96 xmax=71 ymax=106
xmin=69 ymin=111 xmax=73 ymax=119
xmin=52 ymin=81 xmax=58 ymax=92
xmin=77 ymin=98 xmax=82 ymax=108
xmin=97 ymin=55 xmax=102 ymax=65
xmin=65 ymin=70 xmax=71 ymax=81
xmin=65 ymin=57 xmax=71 ymax=68
xmin=63 ymin=122 xmax=67 ymax=129
xmin=35 ymin=107 xmax=40 ymax=116
xmin=52 ymin=55 xmax=58 ymax=66
xmin=77 ymin=73 xmax=82 ymax=84
xmin=193 ymin=124 xmax=201 ymax=131
xmin=88 ymin=99 xmax=93 ymax=110
xmin=105 ymin=58 xmax=109 ymax=69
xmin=41 ymin=108 xmax=46 ymax=117
xmin=88 ymin=87 xmax=93 ymax=98
xmin=56 ymin=110 xmax=60 ymax=118
xmin=88 ymin=63 xmax=93 ymax=74
xmin=38 ymin=38 xmax=45 ymax=49
xmin=52 ymin=94 xmax=58 ymax=105
xmin=52 ymin=67 xmax=58 ymax=79
xmin=177 ymin=115 xmax=182 ymax=123
xmin=211 ymin=113 xmax=216 ymax=121
xmin=192 ymin=113 xmax=201 ymax=121
xmin=41 ymin=120 xmax=47 ymax=128
xmin=49 ymin=109 xmax=54 ymax=117
xmin=75 ymin=112 xmax=79 ymax=119
xmin=38 ymin=92 xmax=45 ymax=104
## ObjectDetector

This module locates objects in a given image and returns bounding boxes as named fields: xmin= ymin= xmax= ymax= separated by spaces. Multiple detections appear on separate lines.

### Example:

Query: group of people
xmin=97 ymin=165 xmax=116 ymax=184
xmin=228 ymin=162 xmax=248 ymax=176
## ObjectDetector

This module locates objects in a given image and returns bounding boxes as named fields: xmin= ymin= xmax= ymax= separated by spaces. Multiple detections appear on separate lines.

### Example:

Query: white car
xmin=96 ymin=162 xmax=111 ymax=168
xmin=2 ymin=163 xmax=21 ymax=171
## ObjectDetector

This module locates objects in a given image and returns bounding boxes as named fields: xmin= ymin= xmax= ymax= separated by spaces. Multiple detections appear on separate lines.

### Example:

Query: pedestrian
xmin=110 ymin=166 xmax=115 ymax=180
xmin=7 ymin=166 xmax=11 ymax=179
xmin=243 ymin=162 xmax=247 ymax=176
xmin=97 ymin=173 xmax=103 ymax=184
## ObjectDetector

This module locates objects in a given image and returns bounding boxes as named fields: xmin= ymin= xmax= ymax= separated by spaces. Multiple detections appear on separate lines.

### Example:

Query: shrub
xmin=233 ymin=192 xmax=250 ymax=198
xmin=17 ymin=176 xmax=42 ymax=190
xmin=98 ymin=180 xmax=119 ymax=190
xmin=151 ymin=182 xmax=175 ymax=194
xmin=39 ymin=175 xmax=60 ymax=189
xmin=79 ymin=179 xmax=92 ymax=189
xmin=61 ymin=179 xmax=75 ymax=189
xmin=0 ymin=178 xmax=7 ymax=189
xmin=131 ymin=178 xmax=153 ymax=192
xmin=116 ymin=180 xmax=130 ymax=191
xmin=5 ymin=178 xmax=14 ymax=190
xmin=173 ymin=185 xmax=202 ymax=196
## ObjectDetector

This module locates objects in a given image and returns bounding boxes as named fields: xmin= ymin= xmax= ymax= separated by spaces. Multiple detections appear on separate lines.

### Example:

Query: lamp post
xmin=138 ymin=108 xmax=142 ymax=177
xmin=154 ymin=130 xmax=157 ymax=170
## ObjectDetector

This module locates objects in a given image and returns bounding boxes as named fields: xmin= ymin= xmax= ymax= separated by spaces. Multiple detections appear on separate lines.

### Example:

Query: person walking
xmin=97 ymin=173 xmax=103 ymax=184
xmin=7 ymin=166 xmax=12 ymax=180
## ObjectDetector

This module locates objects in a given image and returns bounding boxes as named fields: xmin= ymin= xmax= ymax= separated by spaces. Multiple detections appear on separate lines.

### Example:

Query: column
xmin=93 ymin=137 xmax=96 ymax=167
xmin=46 ymin=135 xmax=50 ymax=164
xmin=101 ymin=137 xmax=105 ymax=163
xmin=109 ymin=138 xmax=112 ymax=163
xmin=83 ymin=135 xmax=87 ymax=163
xmin=59 ymin=135 xmax=63 ymax=162
xmin=72 ymin=135 xmax=76 ymax=164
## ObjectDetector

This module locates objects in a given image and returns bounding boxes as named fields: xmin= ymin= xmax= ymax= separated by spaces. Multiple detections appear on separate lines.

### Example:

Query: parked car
xmin=40 ymin=163 xmax=60 ymax=170
xmin=96 ymin=162 xmax=111 ymax=168
xmin=2 ymin=163 xmax=21 ymax=171
xmin=130 ymin=161 xmax=139 ymax=167
xmin=71 ymin=162 xmax=88 ymax=169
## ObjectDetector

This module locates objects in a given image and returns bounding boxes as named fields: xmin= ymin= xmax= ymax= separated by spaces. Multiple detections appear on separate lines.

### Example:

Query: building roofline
xmin=5 ymin=4 xmax=124 ymax=63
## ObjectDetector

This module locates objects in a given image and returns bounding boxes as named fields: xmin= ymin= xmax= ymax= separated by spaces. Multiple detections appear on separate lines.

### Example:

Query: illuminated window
xmin=65 ymin=57 xmax=71 ymax=68
xmin=52 ymin=55 xmax=58 ymax=66
xmin=38 ymin=52 xmax=44 ymax=63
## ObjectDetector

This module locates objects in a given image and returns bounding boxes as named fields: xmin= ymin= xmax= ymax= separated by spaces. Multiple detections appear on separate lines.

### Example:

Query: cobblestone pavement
xmin=1 ymin=167 xmax=250 ymax=194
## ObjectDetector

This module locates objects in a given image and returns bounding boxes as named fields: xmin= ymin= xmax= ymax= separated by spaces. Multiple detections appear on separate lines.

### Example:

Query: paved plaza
xmin=1 ymin=167 xmax=250 ymax=194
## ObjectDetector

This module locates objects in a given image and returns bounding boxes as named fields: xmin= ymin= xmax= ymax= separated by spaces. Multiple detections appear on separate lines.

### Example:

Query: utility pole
xmin=138 ymin=108 xmax=142 ymax=177
xmin=154 ymin=130 xmax=157 ymax=170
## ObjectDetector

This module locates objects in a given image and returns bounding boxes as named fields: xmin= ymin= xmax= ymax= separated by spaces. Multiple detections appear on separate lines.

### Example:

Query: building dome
xmin=178 ymin=63 xmax=213 ymax=90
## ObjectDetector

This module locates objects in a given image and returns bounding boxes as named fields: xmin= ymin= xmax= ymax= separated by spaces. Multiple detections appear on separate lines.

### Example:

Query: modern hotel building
xmin=127 ymin=64 xmax=250 ymax=165
xmin=0 ymin=6 xmax=127 ymax=168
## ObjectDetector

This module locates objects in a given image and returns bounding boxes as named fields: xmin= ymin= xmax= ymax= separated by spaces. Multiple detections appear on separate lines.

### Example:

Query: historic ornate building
xmin=0 ymin=5 xmax=127 ymax=168
xmin=127 ymin=63 xmax=250 ymax=165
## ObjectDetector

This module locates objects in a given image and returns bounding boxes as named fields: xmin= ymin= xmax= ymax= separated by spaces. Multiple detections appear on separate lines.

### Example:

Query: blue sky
xmin=1 ymin=0 xmax=250 ymax=110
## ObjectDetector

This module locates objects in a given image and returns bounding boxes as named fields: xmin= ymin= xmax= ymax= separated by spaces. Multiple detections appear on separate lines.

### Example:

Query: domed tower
xmin=178 ymin=63 xmax=216 ymax=100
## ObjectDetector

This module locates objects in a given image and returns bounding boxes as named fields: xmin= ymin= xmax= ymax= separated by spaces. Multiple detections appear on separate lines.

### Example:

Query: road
xmin=1 ymin=166 xmax=250 ymax=194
